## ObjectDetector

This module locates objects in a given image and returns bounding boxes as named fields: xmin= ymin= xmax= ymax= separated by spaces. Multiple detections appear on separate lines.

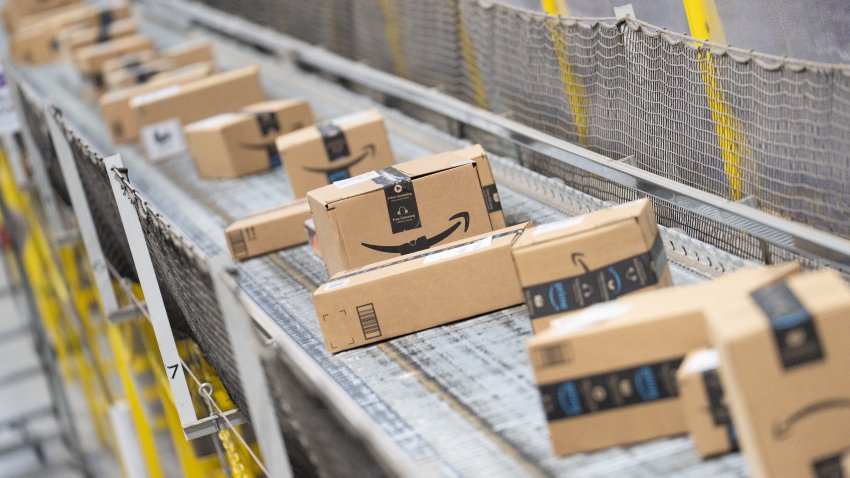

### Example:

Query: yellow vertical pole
xmin=540 ymin=0 xmax=589 ymax=145
xmin=108 ymin=321 xmax=164 ymax=478
xmin=683 ymin=0 xmax=746 ymax=200
xmin=456 ymin=6 xmax=489 ymax=109
xmin=377 ymin=0 xmax=409 ymax=77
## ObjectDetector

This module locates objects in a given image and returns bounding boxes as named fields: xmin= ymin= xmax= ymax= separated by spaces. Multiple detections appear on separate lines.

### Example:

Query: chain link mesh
xmin=201 ymin=0 xmax=850 ymax=242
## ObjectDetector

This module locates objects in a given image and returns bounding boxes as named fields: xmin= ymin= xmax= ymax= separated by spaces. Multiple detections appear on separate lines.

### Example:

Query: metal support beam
xmin=209 ymin=254 xmax=292 ymax=478
xmin=104 ymin=154 xmax=197 ymax=434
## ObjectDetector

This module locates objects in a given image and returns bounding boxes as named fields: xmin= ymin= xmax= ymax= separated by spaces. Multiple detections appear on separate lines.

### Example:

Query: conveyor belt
xmin=11 ymin=7 xmax=759 ymax=477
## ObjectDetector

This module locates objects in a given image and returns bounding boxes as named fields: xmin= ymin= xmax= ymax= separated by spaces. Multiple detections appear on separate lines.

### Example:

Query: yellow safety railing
xmin=541 ymin=0 xmax=589 ymax=146
xmin=683 ymin=0 xmax=747 ymax=200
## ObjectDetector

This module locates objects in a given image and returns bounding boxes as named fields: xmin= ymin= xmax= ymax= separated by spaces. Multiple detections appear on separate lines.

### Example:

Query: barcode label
xmin=535 ymin=344 xmax=571 ymax=368
xmin=356 ymin=303 xmax=382 ymax=340
xmin=228 ymin=230 xmax=248 ymax=259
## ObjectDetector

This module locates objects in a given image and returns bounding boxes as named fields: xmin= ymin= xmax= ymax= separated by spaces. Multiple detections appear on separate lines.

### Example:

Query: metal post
xmin=104 ymin=154 xmax=198 ymax=433
xmin=209 ymin=254 xmax=293 ymax=478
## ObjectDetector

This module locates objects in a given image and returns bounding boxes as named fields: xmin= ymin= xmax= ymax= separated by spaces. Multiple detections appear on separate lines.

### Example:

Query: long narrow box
xmin=101 ymin=41 xmax=215 ymax=89
xmin=3 ymin=0 xmax=80 ymax=32
xmin=185 ymin=99 xmax=314 ymax=178
xmin=313 ymin=224 xmax=527 ymax=353
xmin=9 ymin=4 xmax=131 ymax=64
xmin=528 ymin=264 xmax=798 ymax=456
xmin=60 ymin=17 xmax=137 ymax=56
xmin=706 ymin=270 xmax=850 ymax=478
xmin=276 ymin=109 xmax=393 ymax=198
xmin=512 ymin=199 xmax=672 ymax=333
xmin=74 ymin=35 xmax=155 ymax=89
xmin=99 ymin=63 xmax=214 ymax=143
xmin=308 ymin=144 xmax=505 ymax=276
xmin=130 ymin=66 xmax=265 ymax=160
xmin=225 ymin=199 xmax=312 ymax=261
xmin=676 ymin=348 xmax=738 ymax=458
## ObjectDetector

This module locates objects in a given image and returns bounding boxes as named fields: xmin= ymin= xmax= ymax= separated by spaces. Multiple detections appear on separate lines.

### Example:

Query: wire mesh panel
xmin=110 ymin=168 xmax=248 ymax=415
xmin=14 ymin=83 xmax=71 ymax=206
xmin=195 ymin=0 xmax=850 ymax=241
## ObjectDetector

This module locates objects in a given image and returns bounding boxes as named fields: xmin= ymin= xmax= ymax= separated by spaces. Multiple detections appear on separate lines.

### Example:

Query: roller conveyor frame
xmin=5 ymin=1 xmax=850 ymax=476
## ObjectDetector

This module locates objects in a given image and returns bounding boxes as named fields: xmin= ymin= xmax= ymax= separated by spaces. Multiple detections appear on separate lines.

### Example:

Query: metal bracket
xmin=209 ymin=254 xmax=292 ymax=477
xmin=45 ymin=108 xmax=121 ymax=315
xmin=108 ymin=304 xmax=145 ymax=324
xmin=104 ymin=154 xmax=199 ymax=436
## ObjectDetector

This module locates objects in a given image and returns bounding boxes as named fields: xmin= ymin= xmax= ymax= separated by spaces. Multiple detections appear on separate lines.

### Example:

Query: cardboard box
xmin=275 ymin=109 xmax=394 ymax=198
xmin=2 ymin=0 xmax=80 ymax=32
xmin=308 ymin=144 xmax=506 ymax=276
xmin=100 ymin=41 xmax=215 ymax=89
xmin=843 ymin=452 xmax=850 ymax=477
xmin=706 ymin=270 xmax=850 ymax=478
xmin=130 ymin=66 xmax=265 ymax=160
xmin=73 ymin=35 xmax=155 ymax=89
xmin=528 ymin=263 xmax=799 ymax=456
xmin=60 ymin=17 xmax=137 ymax=56
xmin=99 ymin=63 xmax=215 ymax=144
xmin=313 ymin=224 xmax=527 ymax=353
xmin=676 ymin=348 xmax=738 ymax=458
xmin=225 ymin=199 xmax=311 ymax=261
xmin=9 ymin=4 xmax=131 ymax=64
xmin=512 ymin=199 xmax=672 ymax=334
xmin=184 ymin=99 xmax=314 ymax=178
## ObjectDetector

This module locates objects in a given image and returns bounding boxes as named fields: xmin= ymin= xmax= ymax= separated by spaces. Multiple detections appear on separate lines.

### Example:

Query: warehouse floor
xmin=0 ymin=248 xmax=118 ymax=477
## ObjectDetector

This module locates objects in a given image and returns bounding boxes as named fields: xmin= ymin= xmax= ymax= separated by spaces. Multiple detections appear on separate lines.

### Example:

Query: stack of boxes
xmin=9 ymin=1 xmax=850 ymax=472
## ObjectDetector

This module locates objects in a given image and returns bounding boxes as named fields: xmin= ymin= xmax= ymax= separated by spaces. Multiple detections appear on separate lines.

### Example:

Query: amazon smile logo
xmin=361 ymin=212 xmax=470 ymax=255
xmin=300 ymin=144 xmax=376 ymax=173
xmin=772 ymin=398 xmax=850 ymax=439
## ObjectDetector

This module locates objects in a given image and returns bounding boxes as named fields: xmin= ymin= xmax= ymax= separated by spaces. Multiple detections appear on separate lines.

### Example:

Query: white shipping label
xmin=130 ymin=84 xmax=180 ymax=107
xmin=682 ymin=348 xmax=720 ymax=374
xmin=140 ymin=118 xmax=187 ymax=161
xmin=533 ymin=215 xmax=585 ymax=236
xmin=549 ymin=301 xmax=631 ymax=333
xmin=324 ymin=278 xmax=349 ymax=291
xmin=423 ymin=236 xmax=493 ymax=264
xmin=0 ymin=71 xmax=21 ymax=134
xmin=334 ymin=170 xmax=379 ymax=188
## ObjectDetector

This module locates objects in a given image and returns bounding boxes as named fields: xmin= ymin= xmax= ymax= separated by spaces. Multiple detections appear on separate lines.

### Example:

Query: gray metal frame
xmin=208 ymin=254 xmax=292 ymax=478
xmin=104 ymin=154 xmax=246 ymax=439
xmin=143 ymin=0 xmax=850 ymax=272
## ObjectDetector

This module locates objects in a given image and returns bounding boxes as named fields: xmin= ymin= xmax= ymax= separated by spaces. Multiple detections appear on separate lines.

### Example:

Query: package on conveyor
xmin=275 ymin=109 xmax=394 ymax=198
xmin=527 ymin=263 xmax=798 ymax=456
xmin=675 ymin=348 xmax=738 ymax=458
xmin=2 ymin=0 xmax=80 ymax=32
xmin=9 ymin=3 xmax=131 ymax=64
xmin=59 ymin=17 xmax=137 ymax=57
xmin=308 ymin=144 xmax=505 ymax=276
xmin=705 ymin=269 xmax=850 ymax=478
xmin=129 ymin=65 xmax=265 ymax=161
xmin=225 ymin=199 xmax=312 ymax=261
xmin=74 ymin=35 xmax=155 ymax=90
xmin=99 ymin=63 xmax=215 ymax=144
xmin=511 ymin=199 xmax=672 ymax=334
xmin=101 ymin=41 xmax=216 ymax=90
xmin=844 ymin=452 xmax=850 ymax=477
xmin=313 ymin=223 xmax=527 ymax=353
xmin=185 ymin=99 xmax=314 ymax=179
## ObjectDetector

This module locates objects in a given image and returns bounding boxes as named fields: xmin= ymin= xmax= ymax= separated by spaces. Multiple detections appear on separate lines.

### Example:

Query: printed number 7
xmin=167 ymin=364 xmax=179 ymax=380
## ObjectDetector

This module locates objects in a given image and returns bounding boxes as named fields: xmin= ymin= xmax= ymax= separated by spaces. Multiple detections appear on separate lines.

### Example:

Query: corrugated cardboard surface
xmin=225 ymin=198 xmax=311 ymax=260
xmin=707 ymin=270 xmax=850 ymax=478
xmin=73 ymin=34 xmax=154 ymax=80
xmin=676 ymin=348 xmax=737 ymax=458
xmin=101 ymin=40 xmax=214 ymax=79
xmin=309 ymin=144 xmax=505 ymax=276
xmin=61 ymin=18 xmax=137 ymax=56
xmin=9 ymin=4 xmax=131 ymax=64
xmin=185 ymin=99 xmax=313 ymax=178
xmin=99 ymin=63 xmax=214 ymax=143
xmin=276 ymin=109 xmax=393 ymax=198
xmin=3 ymin=0 xmax=81 ymax=32
xmin=528 ymin=264 xmax=799 ymax=456
xmin=513 ymin=198 xmax=672 ymax=333
xmin=313 ymin=223 xmax=528 ymax=353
